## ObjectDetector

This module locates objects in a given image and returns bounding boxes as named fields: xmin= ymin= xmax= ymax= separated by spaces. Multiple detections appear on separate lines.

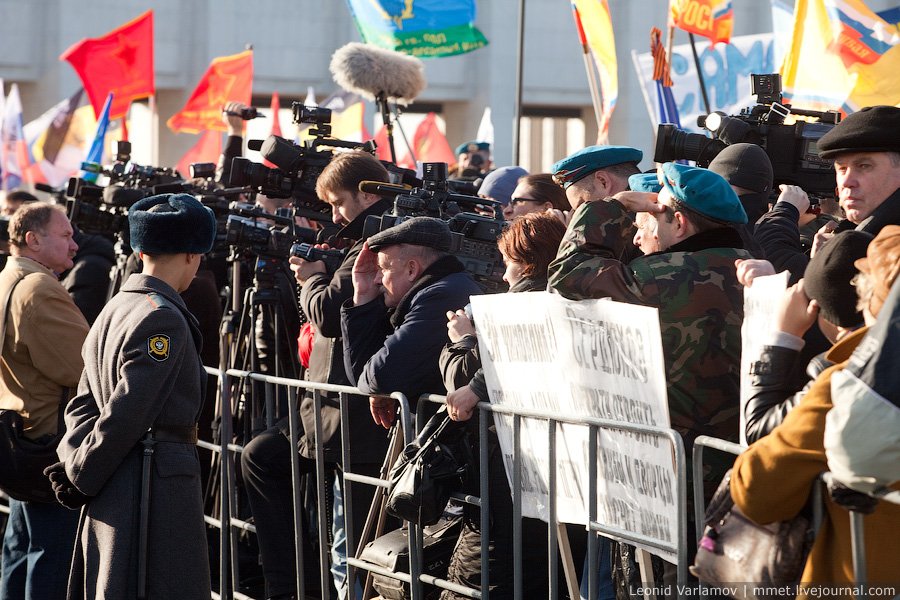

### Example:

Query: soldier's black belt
xmin=150 ymin=424 xmax=198 ymax=444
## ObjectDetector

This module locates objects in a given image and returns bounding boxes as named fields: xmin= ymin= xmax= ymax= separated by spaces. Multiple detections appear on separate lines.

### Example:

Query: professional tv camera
xmin=362 ymin=162 xmax=507 ymax=292
xmin=65 ymin=141 xmax=186 ymax=237
xmin=224 ymin=202 xmax=326 ymax=260
xmin=654 ymin=73 xmax=841 ymax=196
xmin=229 ymin=103 xmax=377 ymax=223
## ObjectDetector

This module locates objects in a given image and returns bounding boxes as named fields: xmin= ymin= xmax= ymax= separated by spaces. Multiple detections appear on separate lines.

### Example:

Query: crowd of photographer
xmin=0 ymin=78 xmax=899 ymax=600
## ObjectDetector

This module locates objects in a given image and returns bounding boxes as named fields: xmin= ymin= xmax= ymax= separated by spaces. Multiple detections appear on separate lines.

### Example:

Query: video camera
xmin=362 ymin=162 xmax=507 ymax=292
xmin=654 ymin=73 xmax=841 ymax=196
xmin=229 ymin=103 xmax=377 ymax=223
xmin=290 ymin=243 xmax=345 ymax=275
xmin=224 ymin=202 xmax=325 ymax=260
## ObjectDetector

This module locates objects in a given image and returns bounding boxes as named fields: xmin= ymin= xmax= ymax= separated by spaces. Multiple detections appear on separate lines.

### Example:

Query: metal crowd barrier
xmin=202 ymin=366 xmax=689 ymax=600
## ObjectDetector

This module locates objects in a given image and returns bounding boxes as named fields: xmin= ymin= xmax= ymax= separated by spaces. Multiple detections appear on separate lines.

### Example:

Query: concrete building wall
xmin=2 ymin=0 xmax=895 ymax=175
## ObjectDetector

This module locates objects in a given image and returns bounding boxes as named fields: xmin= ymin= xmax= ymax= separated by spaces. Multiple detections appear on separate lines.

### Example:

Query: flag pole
xmin=512 ymin=0 xmax=526 ymax=165
xmin=149 ymin=93 xmax=159 ymax=166
xmin=688 ymin=33 xmax=711 ymax=114
xmin=665 ymin=24 xmax=675 ymax=71
xmin=571 ymin=3 xmax=604 ymax=134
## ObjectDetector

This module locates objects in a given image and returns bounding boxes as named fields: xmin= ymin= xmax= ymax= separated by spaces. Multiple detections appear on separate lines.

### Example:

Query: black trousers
xmin=241 ymin=423 xmax=379 ymax=598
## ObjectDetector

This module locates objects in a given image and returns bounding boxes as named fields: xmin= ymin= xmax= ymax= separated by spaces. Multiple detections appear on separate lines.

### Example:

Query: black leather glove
xmin=827 ymin=478 xmax=879 ymax=515
xmin=43 ymin=462 xmax=91 ymax=510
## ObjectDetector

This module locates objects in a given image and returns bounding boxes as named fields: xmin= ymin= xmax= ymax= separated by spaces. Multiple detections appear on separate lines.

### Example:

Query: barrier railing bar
xmin=588 ymin=424 xmax=598 ymax=600
xmin=478 ymin=401 xmax=491 ymax=600
xmin=548 ymin=419 xmax=559 ymax=600
xmin=449 ymin=492 xmax=482 ymax=507
xmin=512 ymin=414 xmax=522 ymax=600
xmin=312 ymin=390 xmax=332 ymax=598
xmin=587 ymin=521 xmax=678 ymax=555
xmin=286 ymin=385 xmax=306 ymax=600
xmin=338 ymin=390 xmax=355 ymax=600
xmin=343 ymin=472 xmax=390 ymax=489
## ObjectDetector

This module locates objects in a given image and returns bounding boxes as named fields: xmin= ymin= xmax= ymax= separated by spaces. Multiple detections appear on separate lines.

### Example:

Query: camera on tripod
xmin=229 ymin=103 xmax=377 ymax=223
xmin=225 ymin=203 xmax=321 ymax=260
xmin=362 ymin=163 xmax=508 ymax=292
xmin=654 ymin=73 xmax=841 ymax=196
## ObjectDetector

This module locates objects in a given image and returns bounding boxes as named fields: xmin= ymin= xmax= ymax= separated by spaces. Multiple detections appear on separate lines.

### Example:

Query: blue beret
xmin=479 ymin=166 xmax=528 ymax=206
xmin=627 ymin=173 xmax=662 ymax=194
xmin=367 ymin=216 xmax=452 ymax=253
xmin=455 ymin=140 xmax=491 ymax=156
xmin=551 ymin=145 xmax=643 ymax=189
xmin=659 ymin=162 xmax=748 ymax=224
xmin=129 ymin=193 xmax=217 ymax=254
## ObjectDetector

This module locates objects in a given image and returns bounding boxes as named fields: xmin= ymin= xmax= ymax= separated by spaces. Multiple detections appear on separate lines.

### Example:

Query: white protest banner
xmin=740 ymin=271 xmax=790 ymax=445
xmin=471 ymin=292 xmax=677 ymax=562
xmin=632 ymin=33 xmax=775 ymax=134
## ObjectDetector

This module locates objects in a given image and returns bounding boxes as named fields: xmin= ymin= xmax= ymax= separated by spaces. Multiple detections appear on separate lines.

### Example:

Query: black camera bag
xmin=386 ymin=411 xmax=470 ymax=526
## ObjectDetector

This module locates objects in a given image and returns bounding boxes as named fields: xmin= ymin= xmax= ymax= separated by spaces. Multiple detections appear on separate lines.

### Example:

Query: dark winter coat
xmin=341 ymin=255 xmax=482 ymax=407
xmin=57 ymin=274 xmax=210 ymax=600
xmin=297 ymin=198 xmax=392 ymax=463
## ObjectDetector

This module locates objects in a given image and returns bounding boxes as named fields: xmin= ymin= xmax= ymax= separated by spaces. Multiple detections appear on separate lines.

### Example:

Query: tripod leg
xmin=358 ymin=422 xmax=404 ymax=599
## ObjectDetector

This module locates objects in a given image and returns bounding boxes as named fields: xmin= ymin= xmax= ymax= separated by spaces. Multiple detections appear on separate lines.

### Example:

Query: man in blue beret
xmin=550 ymin=163 xmax=752 ymax=579
xmin=454 ymin=140 xmax=492 ymax=179
xmin=551 ymin=145 xmax=643 ymax=212
xmin=51 ymin=193 xmax=216 ymax=599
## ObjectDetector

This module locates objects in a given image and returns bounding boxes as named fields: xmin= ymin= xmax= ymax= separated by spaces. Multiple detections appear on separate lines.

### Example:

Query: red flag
xmin=167 ymin=50 xmax=253 ymax=134
xmin=176 ymin=130 xmax=223 ymax=179
xmin=60 ymin=11 xmax=154 ymax=120
xmin=263 ymin=92 xmax=281 ymax=168
xmin=269 ymin=92 xmax=282 ymax=137
xmin=411 ymin=113 xmax=455 ymax=165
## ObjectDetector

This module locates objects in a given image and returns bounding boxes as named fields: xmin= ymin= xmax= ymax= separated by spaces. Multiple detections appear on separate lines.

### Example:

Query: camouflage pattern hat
xmin=659 ymin=162 xmax=748 ymax=224
xmin=551 ymin=145 xmax=643 ymax=189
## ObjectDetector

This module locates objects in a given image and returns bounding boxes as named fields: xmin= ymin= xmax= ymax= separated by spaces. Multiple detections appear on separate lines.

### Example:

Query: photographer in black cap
xmin=341 ymin=217 xmax=483 ymax=424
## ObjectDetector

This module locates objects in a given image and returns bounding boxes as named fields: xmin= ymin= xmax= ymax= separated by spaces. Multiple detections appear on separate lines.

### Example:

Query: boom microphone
xmin=330 ymin=42 xmax=426 ymax=105
xmin=358 ymin=180 xmax=412 ymax=197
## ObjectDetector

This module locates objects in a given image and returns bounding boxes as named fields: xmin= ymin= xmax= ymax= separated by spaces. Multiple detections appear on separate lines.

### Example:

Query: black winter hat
xmin=129 ymin=193 xmax=216 ymax=255
xmin=367 ymin=217 xmax=452 ymax=253
xmin=817 ymin=106 xmax=900 ymax=159
xmin=708 ymin=143 xmax=773 ymax=194
xmin=803 ymin=230 xmax=873 ymax=328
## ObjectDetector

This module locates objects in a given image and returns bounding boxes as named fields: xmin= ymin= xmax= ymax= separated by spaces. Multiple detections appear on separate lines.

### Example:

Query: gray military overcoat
xmin=57 ymin=274 xmax=211 ymax=599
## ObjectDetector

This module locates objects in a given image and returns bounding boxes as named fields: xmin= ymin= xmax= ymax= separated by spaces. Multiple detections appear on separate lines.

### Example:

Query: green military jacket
xmin=549 ymin=198 xmax=752 ymax=496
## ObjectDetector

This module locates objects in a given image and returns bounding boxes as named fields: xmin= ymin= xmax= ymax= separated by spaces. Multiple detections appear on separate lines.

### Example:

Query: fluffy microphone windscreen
xmin=330 ymin=42 xmax=426 ymax=105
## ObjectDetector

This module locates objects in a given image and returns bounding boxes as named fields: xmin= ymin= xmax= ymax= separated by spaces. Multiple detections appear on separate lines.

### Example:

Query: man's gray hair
xmin=8 ymin=202 xmax=67 ymax=248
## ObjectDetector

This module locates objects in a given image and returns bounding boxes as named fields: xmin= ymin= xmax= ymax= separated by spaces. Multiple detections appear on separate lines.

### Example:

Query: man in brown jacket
xmin=0 ymin=202 xmax=89 ymax=600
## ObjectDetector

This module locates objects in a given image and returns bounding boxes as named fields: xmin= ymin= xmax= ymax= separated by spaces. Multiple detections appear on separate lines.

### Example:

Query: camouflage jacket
xmin=549 ymin=199 xmax=752 ymax=492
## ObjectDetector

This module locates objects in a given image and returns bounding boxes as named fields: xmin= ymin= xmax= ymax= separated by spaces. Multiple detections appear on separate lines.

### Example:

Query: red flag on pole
xmin=176 ymin=130 xmax=223 ymax=179
xmin=167 ymin=50 xmax=253 ymax=134
xmin=60 ymin=10 xmax=154 ymax=121
xmin=410 ymin=113 xmax=455 ymax=165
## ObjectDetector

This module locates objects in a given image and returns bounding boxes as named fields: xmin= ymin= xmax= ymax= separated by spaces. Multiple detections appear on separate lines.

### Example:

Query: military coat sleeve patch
xmin=148 ymin=334 xmax=171 ymax=361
